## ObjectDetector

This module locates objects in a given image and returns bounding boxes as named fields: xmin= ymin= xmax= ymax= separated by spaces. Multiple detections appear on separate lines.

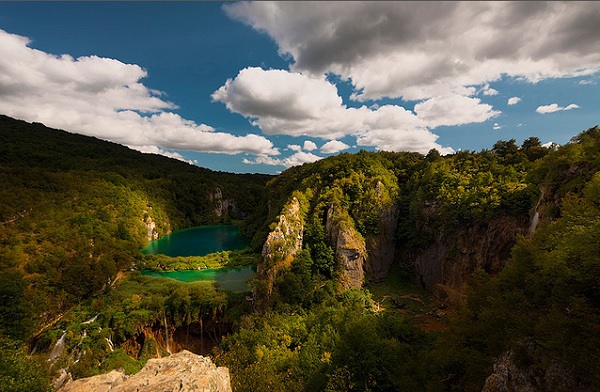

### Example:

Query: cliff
xmin=411 ymin=213 xmax=530 ymax=302
xmin=58 ymin=350 xmax=231 ymax=392
xmin=325 ymin=202 xmax=367 ymax=290
xmin=258 ymin=196 xmax=304 ymax=298
xmin=482 ymin=344 xmax=594 ymax=392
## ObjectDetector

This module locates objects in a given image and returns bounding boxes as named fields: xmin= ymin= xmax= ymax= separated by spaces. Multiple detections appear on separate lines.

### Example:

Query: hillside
xmin=0 ymin=115 xmax=598 ymax=391
xmin=0 ymin=115 xmax=271 ymax=340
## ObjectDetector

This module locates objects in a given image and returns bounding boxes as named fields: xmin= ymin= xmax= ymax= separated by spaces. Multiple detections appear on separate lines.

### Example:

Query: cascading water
xmin=528 ymin=191 xmax=544 ymax=235
xmin=105 ymin=335 xmax=114 ymax=352
xmin=163 ymin=311 xmax=171 ymax=354
xmin=82 ymin=314 xmax=99 ymax=325
xmin=528 ymin=211 xmax=540 ymax=235
xmin=48 ymin=331 xmax=67 ymax=363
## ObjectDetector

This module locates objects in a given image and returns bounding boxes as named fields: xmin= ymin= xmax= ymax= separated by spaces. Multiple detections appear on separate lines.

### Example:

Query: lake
xmin=141 ymin=225 xmax=251 ymax=257
xmin=140 ymin=225 xmax=255 ymax=291
xmin=140 ymin=266 xmax=256 ymax=292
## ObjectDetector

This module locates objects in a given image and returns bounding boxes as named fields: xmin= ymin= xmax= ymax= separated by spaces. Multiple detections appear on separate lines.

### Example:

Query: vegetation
xmin=1 ymin=115 xmax=598 ymax=391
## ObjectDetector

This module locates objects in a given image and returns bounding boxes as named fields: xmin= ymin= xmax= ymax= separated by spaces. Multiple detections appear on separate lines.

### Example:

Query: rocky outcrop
xmin=259 ymin=196 xmax=304 ymax=296
xmin=210 ymin=187 xmax=244 ymax=219
xmin=364 ymin=181 xmax=398 ymax=282
xmin=144 ymin=215 xmax=159 ymax=241
xmin=412 ymin=214 xmax=529 ymax=302
xmin=59 ymin=350 xmax=231 ymax=392
xmin=482 ymin=345 xmax=592 ymax=392
xmin=325 ymin=202 xmax=367 ymax=290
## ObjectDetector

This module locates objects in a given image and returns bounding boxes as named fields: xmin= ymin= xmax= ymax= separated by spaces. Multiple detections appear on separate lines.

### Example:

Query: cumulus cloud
xmin=414 ymin=94 xmax=500 ymax=128
xmin=536 ymin=103 xmax=580 ymax=114
xmin=213 ymin=67 xmax=455 ymax=154
xmin=303 ymin=140 xmax=318 ymax=151
xmin=0 ymin=29 xmax=278 ymax=159
xmin=481 ymin=84 xmax=499 ymax=96
xmin=507 ymin=97 xmax=522 ymax=105
xmin=321 ymin=140 xmax=350 ymax=154
xmin=493 ymin=123 xmax=502 ymax=130
xmin=225 ymin=2 xmax=600 ymax=101
xmin=243 ymin=151 xmax=323 ymax=168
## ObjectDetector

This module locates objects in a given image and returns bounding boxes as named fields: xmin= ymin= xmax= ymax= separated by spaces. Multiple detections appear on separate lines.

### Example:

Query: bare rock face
xmin=364 ymin=182 xmax=398 ymax=282
xmin=412 ymin=214 xmax=529 ymax=301
xmin=259 ymin=196 xmax=304 ymax=297
xmin=325 ymin=203 xmax=367 ymax=290
xmin=59 ymin=351 xmax=231 ymax=392
xmin=482 ymin=346 xmax=592 ymax=392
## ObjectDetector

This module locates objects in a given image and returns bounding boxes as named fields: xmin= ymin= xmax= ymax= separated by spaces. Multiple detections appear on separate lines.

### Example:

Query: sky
xmin=0 ymin=1 xmax=599 ymax=174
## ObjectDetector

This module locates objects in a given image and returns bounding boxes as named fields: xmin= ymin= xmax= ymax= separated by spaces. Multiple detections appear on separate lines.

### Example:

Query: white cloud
xmin=507 ymin=97 xmax=522 ymax=105
xmin=303 ymin=140 xmax=318 ymax=151
xmin=0 ymin=29 xmax=279 ymax=160
xmin=136 ymin=145 xmax=194 ymax=164
xmin=536 ymin=103 xmax=580 ymax=114
xmin=481 ymin=84 xmax=499 ymax=96
xmin=414 ymin=94 xmax=500 ymax=128
xmin=493 ymin=123 xmax=502 ymax=130
xmin=213 ymin=67 xmax=455 ymax=154
xmin=321 ymin=140 xmax=350 ymax=154
xmin=225 ymin=2 xmax=600 ymax=102
xmin=287 ymin=144 xmax=302 ymax=152
xmin=243 ymin=151 xmax=323 ymax=168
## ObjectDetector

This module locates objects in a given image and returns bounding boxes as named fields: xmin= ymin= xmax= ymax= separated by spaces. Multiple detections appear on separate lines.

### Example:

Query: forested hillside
xmin=0 ymin=115 xmax=270 ymax=348
xmin=0 ymin=115 xmax=598 ymax=392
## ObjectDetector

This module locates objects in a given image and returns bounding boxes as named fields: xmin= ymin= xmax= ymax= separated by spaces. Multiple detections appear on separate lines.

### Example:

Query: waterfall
xmin=48 ymin=331 xmax=67 ymax=363
xmin=529 ymin=190 xmax=544 ymax=235
xmin=82 ymin=314 xmax=99 ymax=325
xmin=105 ymin=336 xmax=114 ymax=352
xmin=163 ymin=311 xmax=171 ymax=354
xmin=528 ymin=211 xmax=540 ymax=235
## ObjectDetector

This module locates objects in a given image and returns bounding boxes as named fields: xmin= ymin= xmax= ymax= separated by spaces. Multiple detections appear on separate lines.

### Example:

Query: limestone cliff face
xmin=411 ymin=213 xmax=529 ymax=301
xmin=482 ymin=345 xmax=592 ymax=392
xmin=144 ymin=215 xmax=159 ymax=241
xmin=210 ymin=187 xmax=245 ymax=220
xmin=59 ymin=350 xmax=231 ymax=392
xmin=325 ymin=202 xmax=367 ymax=290
xmin=259 ymin=196 xmax=304 ymax=296
xmin=364 ymin=181 xmax=398 ymax=282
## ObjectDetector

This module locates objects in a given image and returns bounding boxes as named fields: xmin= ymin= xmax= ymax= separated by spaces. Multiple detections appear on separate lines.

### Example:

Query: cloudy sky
xmin=0 ymin=2 xmax=599 ymax=174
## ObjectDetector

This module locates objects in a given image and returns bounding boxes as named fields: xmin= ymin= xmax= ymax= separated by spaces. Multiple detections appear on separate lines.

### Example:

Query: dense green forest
xmin=0 ymin=115 xmax=598 ymax=391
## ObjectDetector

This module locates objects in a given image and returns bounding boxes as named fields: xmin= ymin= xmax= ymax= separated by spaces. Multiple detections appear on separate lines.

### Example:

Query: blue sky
xmin=0 ymin=2 xmax=599 ymax=174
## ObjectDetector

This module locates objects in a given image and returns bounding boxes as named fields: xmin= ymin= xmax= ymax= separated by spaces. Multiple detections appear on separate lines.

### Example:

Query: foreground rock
xmin=59 ymin=350 xmax=231 ymax=392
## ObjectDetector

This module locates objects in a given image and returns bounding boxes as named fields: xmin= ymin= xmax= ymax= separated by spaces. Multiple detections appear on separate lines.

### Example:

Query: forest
xmin=0 ymin=115 xmax=598 ymax=391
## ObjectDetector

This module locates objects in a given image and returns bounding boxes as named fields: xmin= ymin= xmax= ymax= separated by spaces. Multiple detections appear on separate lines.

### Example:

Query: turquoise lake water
xmin=140 ymin=225 xmax=255 ymax=291
xmin=140 ymin=267 xmax=256 ymax=292
xmin=141 ymin=225 xmax=251 ymax=257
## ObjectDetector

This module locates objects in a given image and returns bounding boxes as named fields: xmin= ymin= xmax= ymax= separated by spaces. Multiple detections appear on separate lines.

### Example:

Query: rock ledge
xmin=59 ymin=350 xmax=231 ymax=392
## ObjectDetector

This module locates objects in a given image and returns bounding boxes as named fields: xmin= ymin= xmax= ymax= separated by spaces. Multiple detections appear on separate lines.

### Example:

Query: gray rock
xmin=59 ymin=350 xmax=231 ymax=392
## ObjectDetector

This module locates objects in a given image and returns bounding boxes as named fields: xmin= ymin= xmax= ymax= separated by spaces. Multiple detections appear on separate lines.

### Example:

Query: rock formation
xmin=210 ymin=187 xmax=244 ymax=219
xmin=59 ymin=350 xmax=231 ymax=392
xmin=364 ymin=181 xmax=398 ymax=282
xmin=412 ymin=214 xmax=529 ymax=302
xmin=259 ymin=196 xmax=304 ymax=297
xmin=482 ymin=345 xmax=592 ymax=392
xmin=325 ymin=202 xmax=367 ymax=290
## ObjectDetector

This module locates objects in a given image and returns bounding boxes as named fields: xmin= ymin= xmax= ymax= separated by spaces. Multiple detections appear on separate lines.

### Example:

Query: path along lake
xmin=140 ymin=225 xmax=255 ymax=292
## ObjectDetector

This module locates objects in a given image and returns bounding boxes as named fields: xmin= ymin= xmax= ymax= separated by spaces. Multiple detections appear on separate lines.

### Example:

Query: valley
xmin=0 ymin=115 xmax=598 ymax=391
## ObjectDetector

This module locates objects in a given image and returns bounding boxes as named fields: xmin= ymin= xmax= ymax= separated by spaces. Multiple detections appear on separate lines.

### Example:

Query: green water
xmin=140 ymin=267 xmax=256 ymax=292
xmin=141 ymin=225 xmax=251 ymax=257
